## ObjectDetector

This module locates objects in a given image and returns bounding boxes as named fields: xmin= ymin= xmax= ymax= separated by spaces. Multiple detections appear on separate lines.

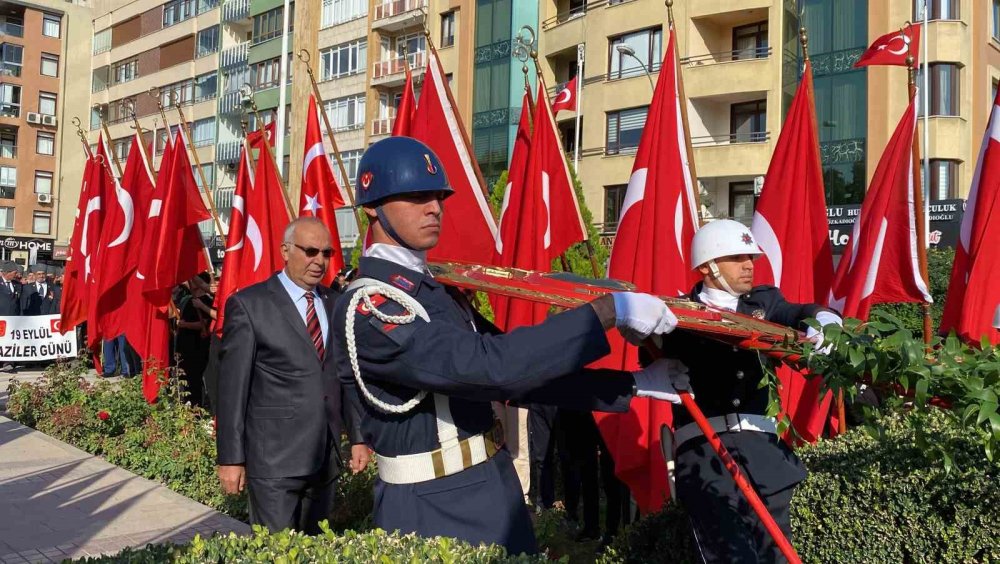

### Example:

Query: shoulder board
xmin=356 ymin=294 xmax=387 ymax=316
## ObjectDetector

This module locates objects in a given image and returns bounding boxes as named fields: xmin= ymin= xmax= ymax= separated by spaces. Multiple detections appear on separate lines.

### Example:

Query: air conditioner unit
xmin=26 ymin=112 xmax=41 ymax=124
xmin=37 ymin=193 xmax=52 ymax=204
xmin=41 ymin=115 xmax=56 ymax=127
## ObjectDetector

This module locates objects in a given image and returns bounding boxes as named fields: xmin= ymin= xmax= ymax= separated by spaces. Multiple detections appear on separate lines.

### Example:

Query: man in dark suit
xmin=21 ymin=265 xmax=60 ymax=315
xmin=216 ymin=217 xmax=368 ymax=534
xmin=0 ymin=262 xmax=21 ymax=316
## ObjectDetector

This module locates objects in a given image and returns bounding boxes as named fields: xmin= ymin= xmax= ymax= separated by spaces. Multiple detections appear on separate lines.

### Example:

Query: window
xmin=732 ymin=21 xmax=768 ymax=60
xmin=324 ymin=94 xmax=366 ymax=131
xmin=40 ymin=53 xmax=58 ymax=77
xmin=0 ymin=15 xmax=24 ymax=38
xmin=441 ymin=11 xmax=456 ymax=48
xmin=0 ymin=131 xmax=14 ymax=158
xmin=995 ymin=0 xmax=1000 ymax=42
xmin=34 ymin=171 xmax=52 ymax=194
xmin=161 ymin=78 xmax=195 ymax=107
xmin=0 ymin=207 xmax=13 ymax=231
xmin=915 ymin=0 xmax=959 ymax=20
xmin=253 ymin=5 xmax=293 ymax=45
xmin=32 ymin=212 xmax=51 ymax=235
xmin=925 ymin=159 xmax=959 ymax=201
xmin=38 ymin=92 xmax=56 ymax=116
xmin=0 ymin=83 xmax=20 ymax=117
xmin=42 ymin=14 xmax=60 ymax=38
xmin=609 ymin=27 xmax=663 ymax=80
xmin=0 ymin=43 xmax=22 ymax=77
xmin=112 ymin=58 xmax=138 ymax=84
xmin=603 ymin=185 xmax=627 ymax=232
xmin=163 ymin=0 xmax=193 ymax=27
xmin=333 ymin=149 xmax=362 ymax=188
xmin=606 ymin=106 xmax=648 ymax=154
xmin=195 ymin=72 xmax=217 ymax=101
xmin=197 ymin=26 xmax=220 ymax=58
xmin=395 ymin=33 xmax=426 ymax=65
xmin=917 ymin=63 xmax=960 ymax=116
xmin=112 ymin=137 xmax=130 ymax=162
xmin=191 ymin=117 xmax=216 ymax=147
xmin=319 ymin=39 xmax=367 ymax=80
xmin=728 ymin=182 xmax=756 ymax=226
xmin=197 ymin=0 xmax=219 ymax=14
xmin=92 ymin=66 xmax=110 ymax=93
xmin=90 ymin=105 xmax=104 ymax=130
xmin=193 ymin=163 xmax=214 ymax=189
xmin=321 ymin=0 xmax=367 ymax=28
xmin=93 ymin=28 xmax=111 ymax=54
xmin=252 ymin=57 xmax=280 ymax=89
xmin=0 ymin=166 xmax=15 ymax=198
xmin=730 ymin=100 xmax=767 ymax=142
xmin=36 ymin=132 xmax=55 ymax=155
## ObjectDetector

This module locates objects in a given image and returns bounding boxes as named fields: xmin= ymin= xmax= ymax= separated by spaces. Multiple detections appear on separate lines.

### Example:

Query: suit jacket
xmin=0 ymin=280 xmax=20 ymax=316
xmin=20 ymin=282 xmax=58 ymax=315
xmin=216 ymin=273 xmax=360 ymax=479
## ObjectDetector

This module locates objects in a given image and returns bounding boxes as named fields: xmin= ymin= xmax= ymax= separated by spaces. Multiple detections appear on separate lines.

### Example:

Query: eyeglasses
xmin=292 ymin=243 xmax=335 ymax=258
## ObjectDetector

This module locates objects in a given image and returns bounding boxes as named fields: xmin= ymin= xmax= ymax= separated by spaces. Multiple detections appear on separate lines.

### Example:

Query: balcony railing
xmin=373 ymin=0 xmax=427 ymax=20
xmin=372 ymin=51 xmax=426 ymax=80
xmin=216 ymin=140 xmax=242 ymax=164
xmin=220 ymin=41 xmax=249 ymax=69
xmin=222 ymin=0 xmax=249 ymax=22
xmin=0 ymin=64 xmax=20 ymax=78
xmin=690 ymin=131 xmax=770 ymax=147
xmin=219 ymin=91 xmax=245 ymax=114
xmin=372 ymin=117 xmax=394 ymax=136
xmin=0 ymin=22 xmax=24 ymax=38
xmin=0 ymin=145 xmax=15 ymax=159
xmin=541 ymin=1 xmax=608 ymax=30
xmin=680 ymin=47 xmax=772 ymax=66
xmin=0 ymin=104 xmax=19 ymax=118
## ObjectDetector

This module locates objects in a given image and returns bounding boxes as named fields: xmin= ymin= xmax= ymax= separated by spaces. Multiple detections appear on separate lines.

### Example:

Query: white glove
xmin=611 ymin=292 xmax=679 ymax=345
xmin=806 ymin=311 xmax=843 ymax=356
xmin=633 ymin=358 xmax=691 ymax=404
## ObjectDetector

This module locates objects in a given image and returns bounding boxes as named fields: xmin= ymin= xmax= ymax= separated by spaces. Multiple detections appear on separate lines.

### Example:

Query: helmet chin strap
xmin=707 ymin=260 xmax=741 ymax=297
xmin=375 ymin=206 xmax=418 ymax=251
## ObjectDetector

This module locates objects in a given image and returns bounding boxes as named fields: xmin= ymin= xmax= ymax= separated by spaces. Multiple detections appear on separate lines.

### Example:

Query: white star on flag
xmin=302 ymin=193 xmax=322 ymax=215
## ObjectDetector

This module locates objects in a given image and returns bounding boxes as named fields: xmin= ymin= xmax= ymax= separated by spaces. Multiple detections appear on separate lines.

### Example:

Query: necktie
xmin=304 ymin=291 xmax=325 ymax=360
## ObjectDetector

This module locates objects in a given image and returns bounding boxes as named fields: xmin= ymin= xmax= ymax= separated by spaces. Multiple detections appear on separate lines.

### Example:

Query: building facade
xmin=1 ymin=0 xmax=91 ymax=267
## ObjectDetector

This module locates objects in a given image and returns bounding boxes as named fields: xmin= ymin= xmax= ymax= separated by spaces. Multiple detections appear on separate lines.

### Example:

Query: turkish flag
xmin=855 ymin=24 xmax=921 ymax=68
xmin=491 ymin=92 xmax=547 ymax=330
xmin=550 ymin=76 xmax=578 ymax=114
xmin=594 ymin=27 xmax=701 ymax=514
xmin=751 ymin=60 xmax=835 ymax=443
xmin=59 ymin=143 xmax=104 ymax=333
xmin=940 ymin=90 xmax=1000 ymax=346
xmin=300 ymin=94 xmax=346 ymax=283
xmin=410 ymin=47 xmax=498 ymax=263
xmin=213 ymin=127 xmax=287 ymax=336
xmin=80 ymin=137 xmax=115 ymax=348
xmin=392 ymin=64 xmax=417 ymax=137
xmin=141 ymin=127 xmax=212 ymax=308
xmin=91 ymin=134 xmax=155 ymax=340
xmin=829 ymin=96 xmax=931 ymax=320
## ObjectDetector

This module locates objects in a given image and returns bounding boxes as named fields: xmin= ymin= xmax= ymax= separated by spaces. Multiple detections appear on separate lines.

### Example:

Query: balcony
xmin=0 ymin=104 xmax=19 ymax=119
xmin=219 ymin=91 xmax=246 ymax=115
xmin=0 ymin=22 xmax=23 ymax=38
xmin=216 ymin=140 xmax=242 ymax=164
xmin=222 ymin=0 xmax=250 ymax=22
xmin=220 ymin=41 xmax=249 ymax=69
xmin=372 ymin=0 xmax=427 ymax=33
xmin=691 ymin=132 xmax=771 ymax=177
xmin=371 ymin=51 xmax=426 ymax=88
xmin=0 ymin=145 xmax=15 ymax=159
xmin=682 ymin=48 xmax=772 ymax=98
xmin=372 ymin=117 xmax=394 ymax=136
xmin=0 ymin=63 xmax=20 ymax=78
xmin=687 ymin=0 xmax=771 ymax=19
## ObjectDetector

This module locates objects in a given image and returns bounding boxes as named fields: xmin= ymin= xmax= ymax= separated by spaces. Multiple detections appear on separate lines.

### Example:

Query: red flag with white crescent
xmin=939 ymin=89 xmax=1000 ymax=346
xmin=82 ymin=136 xmax=116 ymax=349
xmin=550 ymin=76 xmax=577 ymax=115
xmin=300 ymin=93 xmax=346 ymax=282
xmin=854 ymin=24 xmax=921 ymax=68
xmin=59 ymin=141 xmax=104 ymax=333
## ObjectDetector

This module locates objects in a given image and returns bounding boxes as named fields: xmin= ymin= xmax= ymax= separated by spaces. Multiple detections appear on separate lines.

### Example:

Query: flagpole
xmin=296 ymin=49 xmax=364 ymax=235
xmin=71 ymin=116 xmax=93 ymax=159
xmin=528 ymin=38 xmax=601 ymax=278
xmin=127 ymin=99 xmax=156 ymax=183
xmin=667 ymin=0 xmax=703 ymax=226
xmin=906 ymin=48 xmax=933 ymax=346
xmin=241 ymin=91 xmax=296 ymax=220
xmin=94 ymin=108 xmax=123 ymax=179
xmin=171 ymin=96 xmax=226 ymax=242
xmin=573 ymin=43 xmax=583 ymax=173
xmin=921 ymin=3 xmax=930 ymax=248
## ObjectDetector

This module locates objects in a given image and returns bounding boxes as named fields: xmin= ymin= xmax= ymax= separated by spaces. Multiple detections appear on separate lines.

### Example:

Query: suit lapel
xmin=319 ymin=286 xmax=337 ymax=352
xmin=266 ymin=275 xmax=319 ymax=365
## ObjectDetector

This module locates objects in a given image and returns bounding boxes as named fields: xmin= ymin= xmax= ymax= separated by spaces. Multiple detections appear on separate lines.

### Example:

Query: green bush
xmin=600 ymin=409 xmax=1000 ymax=563
xmin=870 ymin=247 xmax=954 ymax=335
xmin=5 ymin=362 xmax=374 ymax=529
xmin=75 ymin=525 xmax=546 ymax=563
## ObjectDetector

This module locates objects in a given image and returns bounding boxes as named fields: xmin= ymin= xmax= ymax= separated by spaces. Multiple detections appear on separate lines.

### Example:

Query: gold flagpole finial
xmin=800 ymin=27 xmax=809 ymax=62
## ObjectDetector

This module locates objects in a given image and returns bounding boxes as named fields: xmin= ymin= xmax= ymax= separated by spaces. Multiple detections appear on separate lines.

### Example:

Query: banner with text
xmin=0 ymin=315 xmax=77 ymax=362
xmin=828 ymin=198 xmax=966 ymax=253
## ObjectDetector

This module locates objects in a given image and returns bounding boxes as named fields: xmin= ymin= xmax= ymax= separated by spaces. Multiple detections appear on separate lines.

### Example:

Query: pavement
xmin=0 ymin=368 xmax=250 ymax=563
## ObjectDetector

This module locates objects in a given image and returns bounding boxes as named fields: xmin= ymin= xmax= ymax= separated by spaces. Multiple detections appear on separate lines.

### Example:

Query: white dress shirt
xmin=276 ymin=269 xmax=329 ymax=344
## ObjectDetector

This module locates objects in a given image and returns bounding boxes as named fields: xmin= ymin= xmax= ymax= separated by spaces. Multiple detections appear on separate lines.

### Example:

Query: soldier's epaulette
xmin=356 ymin=294 xmax=387 ymax=316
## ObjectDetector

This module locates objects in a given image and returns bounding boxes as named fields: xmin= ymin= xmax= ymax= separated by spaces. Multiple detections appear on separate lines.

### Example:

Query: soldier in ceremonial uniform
xmin=659 ymin=219 xmax=842 ymax=563
xmin=331 ymin=137 xmax=691 ymax=555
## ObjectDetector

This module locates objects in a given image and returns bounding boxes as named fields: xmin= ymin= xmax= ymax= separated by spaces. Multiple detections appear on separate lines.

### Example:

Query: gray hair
xmin=283 ymin=216 xmax=328 ymax=245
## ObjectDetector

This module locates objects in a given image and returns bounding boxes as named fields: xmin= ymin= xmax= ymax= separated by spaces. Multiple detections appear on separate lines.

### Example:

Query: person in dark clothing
xmin=175 ymin=274 xmax=214 ymax=406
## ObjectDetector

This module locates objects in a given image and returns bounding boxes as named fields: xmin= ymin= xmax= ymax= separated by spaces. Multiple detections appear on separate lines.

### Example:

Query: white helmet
xmin=690 ymin=219 xmax=763 ymax=268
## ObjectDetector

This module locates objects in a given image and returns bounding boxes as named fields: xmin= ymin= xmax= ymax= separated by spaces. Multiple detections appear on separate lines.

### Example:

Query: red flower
xmin=97 ymin=410 xmax=110 ymax=421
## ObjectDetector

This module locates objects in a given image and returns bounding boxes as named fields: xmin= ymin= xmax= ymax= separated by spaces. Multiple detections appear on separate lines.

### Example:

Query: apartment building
xmin=0 ymin=0 xmax=91 ymax=267
xmin=536 ymin=0 xmax=1000 ymax=245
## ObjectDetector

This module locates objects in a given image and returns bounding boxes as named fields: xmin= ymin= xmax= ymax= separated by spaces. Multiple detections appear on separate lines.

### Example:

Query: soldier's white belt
xmin=673 ymin=413 xmax=777 ymax=449
xmin=375 ymin=424 xmax=504 ymax=484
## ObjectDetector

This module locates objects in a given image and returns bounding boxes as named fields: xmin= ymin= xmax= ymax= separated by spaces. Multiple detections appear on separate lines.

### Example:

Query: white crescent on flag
xmin=107 ymin=182 xmax=134 ymax=248
xmin=226 ymin=195 xmax=246 ymax=252
xmin=246 ymin=214 xmax=263 ymax=272
xmin=554 ymin=88 xmax=571 ymax=105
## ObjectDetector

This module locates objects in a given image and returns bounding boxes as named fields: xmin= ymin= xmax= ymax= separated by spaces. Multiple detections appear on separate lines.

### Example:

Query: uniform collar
xmin=358 ymin=255 xmax=438 ymax=296
xmin=365 ymin=243 xmax=430 ymax=276
xmin=697 ymin=285 xmax=739 ymax=312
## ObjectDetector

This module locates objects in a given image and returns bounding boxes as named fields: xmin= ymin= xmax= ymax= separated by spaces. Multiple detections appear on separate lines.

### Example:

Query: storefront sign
xmin=827 ymin=199 xmax=965 ymax=253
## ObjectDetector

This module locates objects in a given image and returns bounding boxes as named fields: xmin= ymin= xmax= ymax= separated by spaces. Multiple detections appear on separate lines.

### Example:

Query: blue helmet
xmin=354 ymin=137 xmax=453 ymax=206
